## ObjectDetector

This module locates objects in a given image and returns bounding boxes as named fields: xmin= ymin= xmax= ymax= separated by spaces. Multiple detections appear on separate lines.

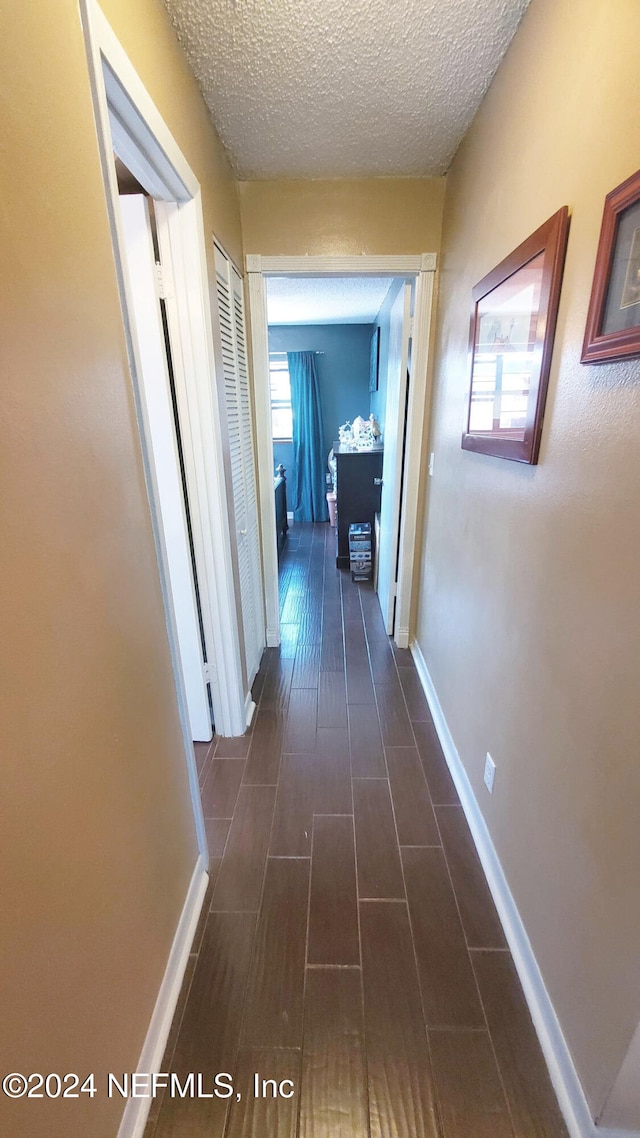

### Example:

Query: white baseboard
xmin=266 ymin=626 xmax=280 ymax=648
xmin=410 ymin=640 xmax=637 ymax=1138
xmin=395 ymin=627 xmax=410 ymax=650
xmin=116 ymin=855 xmax=209 ymax=1138
xmin=245 ymin=693 xmax=256 ymax=728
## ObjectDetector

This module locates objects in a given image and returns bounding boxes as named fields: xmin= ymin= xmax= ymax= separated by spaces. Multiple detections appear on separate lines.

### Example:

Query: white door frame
xmin=81 ymin=2 xmax=250 ymax=857
xmin=118 ymin=194 xmax=212 ymax=741
xmin=246 ymin=254 xmax=436 ymax=649
xmin=377 ymin=281 xmax=412 ymax=635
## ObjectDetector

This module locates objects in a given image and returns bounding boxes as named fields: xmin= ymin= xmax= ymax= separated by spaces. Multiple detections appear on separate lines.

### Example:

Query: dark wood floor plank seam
xmin=385 ymin=744 xmax=441 ymax=846
xmin=346 ymin=755 xmax=370 ymax=1138
xmin=308 ymin=815 xmax=361 ymax=966
xmin=240 ymin=857 xmax=311 ymax=1049
xmin=362 ymin=627 xmax=436 ymax=766
xmin=359 ymin=901 xmax=439 ymax=1138
xmin=215 ymin=844 xmax=288 ymax=1138
xmin=153 ymin=911 xmax=258 ymax=1138
xmin=211 ymin=784 xmax=277 ymax=912
xmin=412 ymin=719 xmax=460 ymax=805
xmin=305 ymin=962 xmax=361 ymax=970
xmin=434 ymin=804 xmax=507 ymax=950
xmin=299 ymin=967 xmax=369 ymax=1138
xmin=428 ymin=1027 xmax=516 ymax=1138
xmin=430 ymin=800 xmax=507 ymax=1034
xmin=204 ymin=817 xmax=232 ymax=859
xmin=352 ymin=777 xmax=405 ymax=901
xmin=354 ymin=896 xmax=407 ymax=903
xmin=201 ymin=758 xmax=246 ymax=820
xmin=401 ymin=846 xmax=485 ymax=1029
xmin=469 ymin=949 xmax=568 ymax=1138
xmin=400 ymin=843 xmax=443 ymax=849
xmin=312 ymin=805 xmax=355 ymax=812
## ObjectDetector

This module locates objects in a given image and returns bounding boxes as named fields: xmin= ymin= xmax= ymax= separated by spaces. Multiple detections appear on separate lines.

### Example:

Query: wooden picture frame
xmin=369 ymin=325 xmax=380 ymax=393
xmin=462 ymin=206 xmax=569 ymax=464
xmin=582 ymin=168 xmax=640 ymax=364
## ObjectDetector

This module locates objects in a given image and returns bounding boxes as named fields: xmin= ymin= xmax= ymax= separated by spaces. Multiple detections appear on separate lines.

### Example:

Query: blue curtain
xmin=287 ymin=351 xmax=328 ymax=522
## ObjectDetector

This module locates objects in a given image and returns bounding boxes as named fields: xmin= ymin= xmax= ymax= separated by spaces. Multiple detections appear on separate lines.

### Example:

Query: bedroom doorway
xmin=265 ymin=276 xmax=409 ymax=637
xmin=247 ymin=255 xmax=436 ymax=650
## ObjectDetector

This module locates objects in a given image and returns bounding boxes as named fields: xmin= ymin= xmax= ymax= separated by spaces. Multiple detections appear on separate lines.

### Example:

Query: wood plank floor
xmin=148 ymin=523 xmax=568 ymax=1138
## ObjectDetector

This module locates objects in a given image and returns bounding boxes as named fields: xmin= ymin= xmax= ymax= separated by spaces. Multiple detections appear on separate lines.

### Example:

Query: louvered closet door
xmin=214 ymin=242 xmax=264 ymax=687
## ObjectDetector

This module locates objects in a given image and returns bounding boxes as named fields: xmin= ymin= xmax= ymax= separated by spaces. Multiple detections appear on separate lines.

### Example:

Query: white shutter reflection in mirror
xmin=214 ymin=241 xmax=264 ymax=686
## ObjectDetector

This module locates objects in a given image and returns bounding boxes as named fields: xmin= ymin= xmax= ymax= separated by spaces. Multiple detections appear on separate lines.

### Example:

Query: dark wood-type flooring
xmin=146 ymin=523 xmax=568 ymax=1138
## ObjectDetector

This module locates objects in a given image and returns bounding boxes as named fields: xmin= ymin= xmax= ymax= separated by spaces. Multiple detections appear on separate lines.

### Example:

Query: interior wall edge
xmin=116 ymin=855 xmax=209 ymax=1138
xmin=410 ymin=637 xmax=616 ymax=1138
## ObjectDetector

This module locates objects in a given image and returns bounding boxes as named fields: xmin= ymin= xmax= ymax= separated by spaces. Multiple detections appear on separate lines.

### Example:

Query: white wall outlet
xmin=484 ymin=753 xmax=496 ymax=794
xmin=428 ymin=452 xmax=435 ymax=476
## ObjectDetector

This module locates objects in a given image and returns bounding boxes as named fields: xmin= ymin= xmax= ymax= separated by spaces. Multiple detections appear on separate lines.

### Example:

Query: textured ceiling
xmin=162 ymin=0 xmax=530 ymax=178
xmin=266 ymin=276 xmax=395 ymax=325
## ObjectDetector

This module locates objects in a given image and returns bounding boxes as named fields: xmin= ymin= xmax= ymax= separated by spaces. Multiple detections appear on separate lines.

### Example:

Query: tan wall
xmin=102 ymin=0 xmax=243 ymax=267
xmin=0 ymin=2 xmax=240 ymax=1135
xmin=415 ymin=0 xmax=640 ymax=1119
xmin=239 ymin=178 xmax=445 ymax=256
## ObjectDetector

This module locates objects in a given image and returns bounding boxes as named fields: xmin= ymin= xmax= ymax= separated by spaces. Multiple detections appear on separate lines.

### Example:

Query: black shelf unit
xmin=333 ymin=444 xmax=383 ymax=569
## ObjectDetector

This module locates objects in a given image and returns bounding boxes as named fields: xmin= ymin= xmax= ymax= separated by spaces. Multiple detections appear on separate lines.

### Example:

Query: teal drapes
xmin=287 ymin=351 xmax=328 ymax=523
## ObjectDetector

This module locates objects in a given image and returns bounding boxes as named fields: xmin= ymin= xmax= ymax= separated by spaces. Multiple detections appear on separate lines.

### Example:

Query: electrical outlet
xmin=428 ymin=452 xmax=435 ymax=476
xmin=484 ymin=753 xmax=496 ymax=794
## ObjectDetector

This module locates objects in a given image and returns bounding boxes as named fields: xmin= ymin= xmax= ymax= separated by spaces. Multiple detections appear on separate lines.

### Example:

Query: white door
xmin=376 ymin=282 xmax=412 ymax=634
xmin=213 ymin=242 xmax=264 ymax=687
xmin=118 ymin=194 xmax=212 ymax=741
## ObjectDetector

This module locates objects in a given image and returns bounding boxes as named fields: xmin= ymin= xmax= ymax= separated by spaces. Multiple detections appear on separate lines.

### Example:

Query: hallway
xmin=146 ymin=522 xmax=568 ymax=1138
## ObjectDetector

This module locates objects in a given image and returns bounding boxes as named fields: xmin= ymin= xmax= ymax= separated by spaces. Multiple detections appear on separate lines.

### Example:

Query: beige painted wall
xmin=0 ymin=2 xmax=240 ymax=1135
xmin=415 ymin=0 xmax=640 ymax=1120
xmin=239 ymin=177 xmax=445 ymax=256
xmin=101 ymin=0 xmax=243 ymax=267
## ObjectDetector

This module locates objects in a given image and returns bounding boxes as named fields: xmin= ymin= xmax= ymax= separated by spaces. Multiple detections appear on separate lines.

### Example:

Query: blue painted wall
xmin=272 ymin=440 xmax=294 ymax=482
xmin=268 ymin=323 xmax=375 ymax=497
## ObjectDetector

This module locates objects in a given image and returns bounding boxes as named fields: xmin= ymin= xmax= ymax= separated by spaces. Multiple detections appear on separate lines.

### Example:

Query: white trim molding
xmin=395 ymin=268 xmax=435 ymax=647
xmin=80 ymin=0 xmax=248 ymax=739
xmin=246 ymin=253 xmax=437 ymax=651
xmin=116 ymin=857 xmax=208 ymax=1138
xmin=410 ymin=640 xmax=638 ymax=1138
xmin=246 ymin=254 xmax=436 ymax=275
xmin=246 ymin=267 xmax=281 ymax=647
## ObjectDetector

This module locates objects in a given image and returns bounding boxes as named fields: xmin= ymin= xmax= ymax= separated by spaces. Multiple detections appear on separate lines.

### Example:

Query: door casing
xmin=81 ymin=1 xmax=252 ymax=869
xmin=377 ymin=281 xmax=413 ymax=635
xmin=118 ymin=193 xmax=212 ymax=741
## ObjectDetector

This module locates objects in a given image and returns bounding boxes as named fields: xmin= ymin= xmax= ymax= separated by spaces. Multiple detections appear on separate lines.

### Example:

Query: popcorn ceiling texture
xmin=162 ymin=0 xmax=531 ymax=179
xmin=267 ymin=276 xmax=395 ymax=325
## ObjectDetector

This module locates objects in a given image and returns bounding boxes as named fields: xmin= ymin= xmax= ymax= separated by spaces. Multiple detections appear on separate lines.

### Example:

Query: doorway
xmin=247 ymin=255 xmax=436 ymax=650
xmin=81 ymin=0 xmax=253 ymax=868
xmin=117 ymin=182 xmax=212 ymax=742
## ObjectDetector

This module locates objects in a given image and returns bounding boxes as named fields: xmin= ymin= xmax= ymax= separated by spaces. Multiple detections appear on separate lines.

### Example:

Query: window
xmin=269 ymin=353 xmax=293 ymax=440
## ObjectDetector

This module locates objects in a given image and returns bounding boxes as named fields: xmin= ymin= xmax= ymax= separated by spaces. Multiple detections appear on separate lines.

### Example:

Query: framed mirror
xmin=462 ymin=206 xmax=569 ymax=464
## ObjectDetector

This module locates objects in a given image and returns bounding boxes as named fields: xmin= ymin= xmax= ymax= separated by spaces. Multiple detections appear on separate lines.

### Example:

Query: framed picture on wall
xmin=369 ymin=326 xmax=380 ymax=392
xmin=461 ymin=206 xmax=570 ymax=464
xmin=581 ymin=167 xmax=640 ymax=364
